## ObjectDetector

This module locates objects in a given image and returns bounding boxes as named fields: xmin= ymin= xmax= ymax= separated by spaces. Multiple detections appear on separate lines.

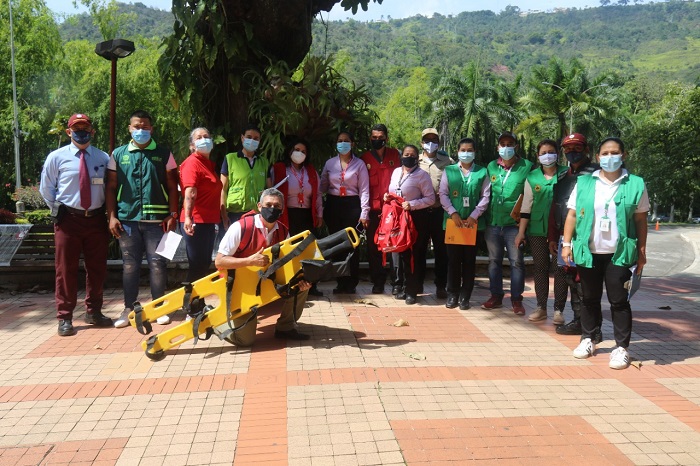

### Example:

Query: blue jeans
xmin=118 ymin=221 xmax=168 ymax=309
xmin=181 ymin=222 xmax=216 ymax=282
xmin=484 ymin=225 xmax=525 ymax=300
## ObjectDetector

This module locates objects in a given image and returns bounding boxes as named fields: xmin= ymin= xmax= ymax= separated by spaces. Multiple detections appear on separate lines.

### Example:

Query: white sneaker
xmin=156 ymin=314 xmax=171 ymax=325
xmin=528 ymin=307 xmax=547 ymax=322
xmin=609 ymin=347 xmax=630 ymax=370
xmin=552 ymin=310 xmax=565 ymax=326
xmin=114 ymin=309 xmax=131 ymax=328
xmin=573 ymin=338 xmax=595 ymax=359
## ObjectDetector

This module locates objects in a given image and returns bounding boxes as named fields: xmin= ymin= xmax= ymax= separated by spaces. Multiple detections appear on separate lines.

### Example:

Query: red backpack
xmin=374 ymin=194 xmax=417 ymax=266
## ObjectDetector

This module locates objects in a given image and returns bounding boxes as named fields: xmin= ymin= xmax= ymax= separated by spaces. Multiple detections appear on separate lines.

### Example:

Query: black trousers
xmin=553 ymin=266 xmax=584 ymax=319
xmin=324 ymin=195 xmax=361 ymax=290
xmin=366 ymin=209 xmax=390 ymax=286
xmin=400 ymin=209 xmax=429 ymax=296
xmin=446 ymin=231 xmax=483 ymax=301
xmin=577 ymin=254 xmax=633 ymax=348
xmin=418 ymin=207 xmax=447 ymax=289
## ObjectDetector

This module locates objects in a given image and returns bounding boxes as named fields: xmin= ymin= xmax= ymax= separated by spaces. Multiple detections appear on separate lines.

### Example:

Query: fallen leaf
xmin=353 ymin=298 xmax=379 ymax=307
xmin=390 ymin=319 xmax=409 ymax=327
xmin=407 ymin=352 xmax=426 ymax=360
xmin=630 ymin=360 xmax=642 ymax=370
xmin=93 ymin=345 xmax=103 ymax=350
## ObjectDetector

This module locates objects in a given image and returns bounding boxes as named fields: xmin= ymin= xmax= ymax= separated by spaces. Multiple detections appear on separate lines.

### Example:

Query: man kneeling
xmin=214 ymin=188 xmax=311 ymax=346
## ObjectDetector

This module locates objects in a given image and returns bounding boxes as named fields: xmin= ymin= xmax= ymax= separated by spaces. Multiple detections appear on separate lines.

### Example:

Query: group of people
xmin=39 ymin=113 xmax=648 ymax=369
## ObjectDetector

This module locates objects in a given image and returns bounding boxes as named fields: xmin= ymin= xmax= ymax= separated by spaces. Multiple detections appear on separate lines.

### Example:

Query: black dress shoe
xmin=371 ymin=284 xmax=384 ymax=294
xmin=395 ymin=291 xmax=406 ymax=300
xmin=435 ymin=287 xmax=448 ymax=299
xmin=459 ymin=299 xmax=471 ymax=310
xmin=592 ymin=328 xmax=603 ymax=344
xmin=405 ymin=295 xmax=417 ymax=305
xmin=556 ymin=319 xmax=582 ymax=335
xmin=308 ymin=286 xmax=324 ymax=297
xmin=446 ymin=296 xmax=458 ymax=309
xmin=392 ymin=285 xmax=402 ymax=295
xmin=274 ymin=328 xmax=310 ymax=340
xmin=85 ymin=312 xmax=113 ymax=327
xmin=58 ymin=319 xmax=76 ymax=336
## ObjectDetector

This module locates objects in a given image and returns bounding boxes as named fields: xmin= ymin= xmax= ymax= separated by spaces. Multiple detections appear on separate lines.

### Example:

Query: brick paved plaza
xmin=0 ymin=230 xmax=699 ymax=465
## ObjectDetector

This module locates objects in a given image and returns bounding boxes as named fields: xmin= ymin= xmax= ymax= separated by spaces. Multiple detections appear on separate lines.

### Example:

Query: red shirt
xmin=179 ymin=152 xmax=223 ymax=224
xmin=360 ymin=147 xmax=400 ymax=211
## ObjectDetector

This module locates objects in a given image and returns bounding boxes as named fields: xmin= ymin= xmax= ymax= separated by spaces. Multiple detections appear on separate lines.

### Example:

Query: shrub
xmin=24 ymin=209 xmax=53 ymax=225
xmin=13 ymin=185 xmax=47 ymax=210
xmin=0 ymin=208 xmax=17 ymax=224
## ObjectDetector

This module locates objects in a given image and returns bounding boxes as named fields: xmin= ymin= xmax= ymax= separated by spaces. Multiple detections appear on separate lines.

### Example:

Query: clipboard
xmin=445 ymin=218 xmax=477 ymax=245
xmin=510 ymin=194 xmax=523 ymax=221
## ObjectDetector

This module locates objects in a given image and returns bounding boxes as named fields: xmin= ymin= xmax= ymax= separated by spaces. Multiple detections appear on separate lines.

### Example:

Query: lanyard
xmin=460 ymin=164 xmax=473 ymax=185
xmin=602 ymin=183 xmax=621 ymax=218
xmin=499 ymin=165 xmax=513 ymax=188
xmin=339 ymin=156 xmax=352 ymax=186
xmin=291 ymin=165 xmax=305 ymax=192
xmin=398 ymin=166 xmax=418 ymax=190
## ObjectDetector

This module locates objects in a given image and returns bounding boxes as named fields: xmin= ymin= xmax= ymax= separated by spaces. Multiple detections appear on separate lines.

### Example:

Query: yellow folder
xmin=444 ymin=218 xmax=477 ymax=245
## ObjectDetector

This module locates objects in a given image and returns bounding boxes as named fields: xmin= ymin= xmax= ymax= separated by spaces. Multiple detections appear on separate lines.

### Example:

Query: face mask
xmin=242 ymin=138 xmax=259 ymax=152
xmin=538 ymin=153 xmax=558 ymax=167
xmin=290 ymin=150 xmax=306 ymax=165
xmin=336 ymin=141 xmax=352 ymax=155
xmin=458 ymin=151 xmax=475 ymax=164
xmin=71 ymin=130 xmax=91 ymax=145
xmin=260 ymin=206 xmax=283 ymax=223
xmin=195 ymin=138 xmax=213 ymax=154
xmin=599 ymin=155 xmax=623 ymax=173
xmin=422 ymin=142 xmax=439 ymax=154
xmin=131 ymin=129 xmax=151 ymax=145
xmin=498 ymin=146 xmax=515 ymax=160
xmin=565 ymin=151 xmax=585 ymax=164
xmin=370 ymin=139 xmax=386 ymax=150
xmin=401 ymin=157 xmax=418 ymax=168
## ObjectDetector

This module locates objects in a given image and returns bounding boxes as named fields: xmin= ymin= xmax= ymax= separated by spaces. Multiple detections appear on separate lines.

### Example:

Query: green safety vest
xmin=225 ymin=152 xmax=269 ymax=213
xmin=525 ymin=166 xmax=568 ymax=237
xmin=486 ymin=158 xmax=532 ymax=227
xmin=572 ymin=173 xmax=646 ymax=268
xmin=112 ymin=141 xmax=171 ymax=221
xmin=442 ymin=163 xmax=488 ymax=231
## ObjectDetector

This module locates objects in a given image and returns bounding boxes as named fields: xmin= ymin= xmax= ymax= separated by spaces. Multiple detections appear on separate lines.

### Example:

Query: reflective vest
xmin=572 ymin=174 xmax=645 ymax=268
xmin=112 ymin=142 xmax=171 ymax=221
xmin=487 ymin=158 xmax=532 ymax=227
xmin=442 ymin=163 xmax=488 ymax=231
xmin=225 ymin=152 xmax=269 ymax=213
xmin=525 ymin=165 xmax=567 ymax=237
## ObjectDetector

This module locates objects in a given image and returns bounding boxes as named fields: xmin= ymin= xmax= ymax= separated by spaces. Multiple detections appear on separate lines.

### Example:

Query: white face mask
xmin=423 ymin=142 xmax=439 ymax=154
xmin=290 ymin=150 xmax=306 ymax=165
xmin=194 ymin=137 xmax=213 ymax=154
xmin=538 ymin=152 xmax=558 ymax=167
xmin=457 ymin=151 xmax=475 ymax=164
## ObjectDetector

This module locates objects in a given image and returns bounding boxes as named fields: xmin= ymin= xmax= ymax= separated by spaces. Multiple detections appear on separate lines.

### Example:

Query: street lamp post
xmin=542 ymin=82 xmax=609 ymax=136
xmin=95 ymin=39 xmax=135 ymax=153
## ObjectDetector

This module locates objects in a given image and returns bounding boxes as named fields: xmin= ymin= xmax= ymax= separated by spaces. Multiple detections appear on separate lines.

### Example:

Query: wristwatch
xmin=562 ymin=242 xmax=572 ymax=247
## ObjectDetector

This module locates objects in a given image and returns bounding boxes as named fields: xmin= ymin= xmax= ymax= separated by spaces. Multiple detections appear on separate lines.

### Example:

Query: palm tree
xmin=432 ymin=62 xmax=519 ymax=158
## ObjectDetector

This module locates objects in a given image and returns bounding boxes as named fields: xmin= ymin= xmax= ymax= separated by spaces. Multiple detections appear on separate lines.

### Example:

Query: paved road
xmin=645 ymin=225 xmax=698 ymax=277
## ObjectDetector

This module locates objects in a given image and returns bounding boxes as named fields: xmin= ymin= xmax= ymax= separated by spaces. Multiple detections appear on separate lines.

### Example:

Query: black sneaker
xmin=85 ymin=312 xmax=113 ymax=327
xmin=556 ymin=319 xmax=582 ymax=335
xmin=58 ymin=319 xmax=76 ymax=336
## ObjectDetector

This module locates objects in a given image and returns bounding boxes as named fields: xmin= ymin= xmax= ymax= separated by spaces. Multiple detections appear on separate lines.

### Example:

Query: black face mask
xmin=260 ymin=206 xmax=283 ymax=223
xmin=72 ymin=130 xmax=91 ymax=145
xmin=565 ymin=151 xmax=585 ymax=164
xmin=370 ymin=139 xmax=386 ymax=150
xmin=401 ymin=157 xmax=417 ymax=168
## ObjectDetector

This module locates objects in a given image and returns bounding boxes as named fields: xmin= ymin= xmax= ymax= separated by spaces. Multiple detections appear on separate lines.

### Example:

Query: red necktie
xmin=79 ymin=150 xmax=91 ymax=210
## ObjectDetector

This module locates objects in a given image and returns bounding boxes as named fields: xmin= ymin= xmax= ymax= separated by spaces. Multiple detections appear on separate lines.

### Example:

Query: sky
xmin=45 ymin=0 xmax=610 ymax=19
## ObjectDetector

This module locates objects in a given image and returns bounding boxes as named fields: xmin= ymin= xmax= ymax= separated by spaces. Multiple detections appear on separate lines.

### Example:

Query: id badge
xmin=599 ymin=217 xmax=611 ymax=232
xmin=462 ymin=197 xmax=470 ymax=208
xmin=395 ymin=189 xmax=402 ymax=198
xmin=298 ymin=192 xmax=305 ymax=205
xmin=91 ymin=177 xmax=104 ymax=185
xmin=339 ymin=186 xmax=347 ymax=197
xmin=497 ymin=196 xmax=504 ymax=205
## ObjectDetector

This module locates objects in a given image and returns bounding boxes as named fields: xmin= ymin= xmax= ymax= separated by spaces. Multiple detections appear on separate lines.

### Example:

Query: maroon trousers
xmin=54 ymin=213 xmax=109 ymax=320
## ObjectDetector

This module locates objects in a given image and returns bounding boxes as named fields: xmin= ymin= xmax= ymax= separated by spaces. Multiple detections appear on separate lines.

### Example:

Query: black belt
xmin=63 ymin=205 xmax=106 ymax=217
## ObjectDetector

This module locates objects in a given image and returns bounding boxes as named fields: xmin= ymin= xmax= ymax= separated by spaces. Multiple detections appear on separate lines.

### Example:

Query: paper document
xmin=625 ymin=265 xmax=642 ymax=300
xmin=510 ymin=194 xmax=523 ymax=221
xmin=444 ymin=218 xmax=477 ymax=245
xmin=155 ymin=231 xmax=183 ymax=260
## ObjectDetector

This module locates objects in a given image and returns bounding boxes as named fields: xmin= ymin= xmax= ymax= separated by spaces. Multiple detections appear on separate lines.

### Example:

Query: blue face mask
xmin=71 ymin=130 xmax=91 ymax=145
xmin=499 ymin=146 xmax=515 ymax=160
xmin=242 ymin=137 xmax=259 ymax=152
xmin=599 ymin=155 xmax=623 ymax=173
xmin=337 ymin=141 xmax=352 ymax=155
xmin=458 ymin=151 xmax=475 ymax=163
xmin=195 ymin=138 xmax=213 ymax=154
xmin=131 ymin=129 xmax=151 ymax=145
